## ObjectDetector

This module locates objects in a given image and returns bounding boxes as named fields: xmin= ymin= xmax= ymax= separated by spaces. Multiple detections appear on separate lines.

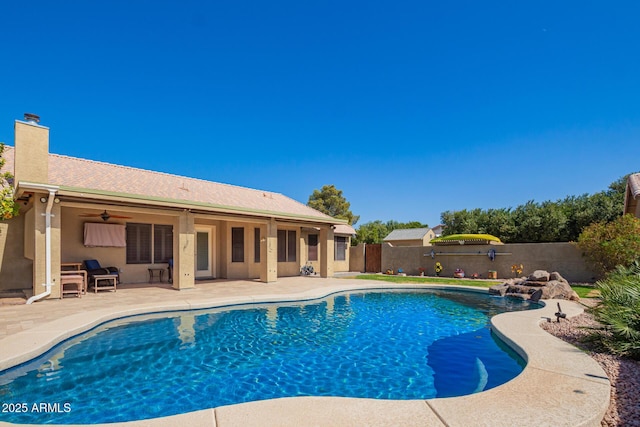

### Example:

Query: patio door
xmin=195 ymin=227 xmax=215 ymax=278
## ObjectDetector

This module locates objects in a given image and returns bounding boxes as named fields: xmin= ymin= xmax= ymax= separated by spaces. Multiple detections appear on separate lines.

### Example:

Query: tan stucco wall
xmin=333 ymin=258 xmax=350 ymax=272
xmin=332 ymin=235 xmax=351 ymax=272
xmin=225 ymin=220 xmax=259 ymax=280
xmin=14 ymin=121 xmax=49 ymax=185
xmin=26 ymin=195 xmax=61 ymax=299
xmin=382 ymin=242 xmax=598 ymax=283
xmin=300 ymin=231 xmax=351 ymax=273
xmin=384 ymin=230 xmax=435 ymax=247
xmin=175 ymin=212 xmax=195 ymax=289
xmin=23 ymin=205 xmax=34 ymax=260
xmin=319 ymin=227 xmax=334 ymax=278
xmin=300 ymin=231 xmax=319 ymax=272
xmin=277 ymin=225 xmax=301 ymax=277
xmin=48 ymin=205 xmax=343 ymax=286
xmin=216 ymin=220 xmax=312 ymax=280
xmin=426 ymin=229 xmax=436 ymax=243
xmin=61 ymin=207 xmax=174 ymax=284
xmin=0 ymin=213 xmax=33 ymax=291
xmin=349 ymin=243 xmax=365 ymax=273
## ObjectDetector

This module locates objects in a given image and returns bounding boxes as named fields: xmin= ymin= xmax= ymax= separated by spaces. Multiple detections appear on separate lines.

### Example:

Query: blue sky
xmin=2 ymin=1 xmax=639 ymax=227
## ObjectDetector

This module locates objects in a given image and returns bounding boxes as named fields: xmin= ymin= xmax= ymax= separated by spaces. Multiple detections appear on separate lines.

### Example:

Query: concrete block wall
xmin=381 ymin=242 xmax=598 ymax=283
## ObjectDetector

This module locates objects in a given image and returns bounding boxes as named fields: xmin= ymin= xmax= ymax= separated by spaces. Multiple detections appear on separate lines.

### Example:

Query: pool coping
xmin=0 ymin=282 xmax=610 ymax=427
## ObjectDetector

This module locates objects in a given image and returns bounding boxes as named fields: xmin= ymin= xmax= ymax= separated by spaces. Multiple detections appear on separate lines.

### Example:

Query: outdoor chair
xmin=83 ymin=259 xmax=121 ymax=285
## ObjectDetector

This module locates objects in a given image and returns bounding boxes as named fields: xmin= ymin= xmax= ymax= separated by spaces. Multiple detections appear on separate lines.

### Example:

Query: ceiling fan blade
xmin=79 ymin=210 xmax=131 ymax=219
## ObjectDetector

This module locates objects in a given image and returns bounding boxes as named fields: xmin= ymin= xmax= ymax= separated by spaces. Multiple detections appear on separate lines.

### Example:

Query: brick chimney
xmin=14 ymin=113 xmax=49 ymax=185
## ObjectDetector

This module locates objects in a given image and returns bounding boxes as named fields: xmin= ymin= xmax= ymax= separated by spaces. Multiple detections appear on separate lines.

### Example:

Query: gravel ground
xmin=540 ymin=306 xmax=640 ymax=427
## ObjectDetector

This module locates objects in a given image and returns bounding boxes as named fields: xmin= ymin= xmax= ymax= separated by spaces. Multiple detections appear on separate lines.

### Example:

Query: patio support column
xmin=319 ymin=226 xmax=334 ymax=278
xmin=29 ymin=193 xmax=62 ymax=299
xmin=260 ymin=218 xmax=278 ymax=282
xmin=174 ymin=211 xmax=195 ymax=290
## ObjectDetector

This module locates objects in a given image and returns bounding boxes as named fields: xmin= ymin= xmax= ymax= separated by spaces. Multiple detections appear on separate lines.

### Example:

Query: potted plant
xmin=511 ymin=263 xmax=524 ymax=278
xmin=434 ymin=262 xmax=443 ymax=276
xmin=418 ymin=267 xmax=426 ymax=276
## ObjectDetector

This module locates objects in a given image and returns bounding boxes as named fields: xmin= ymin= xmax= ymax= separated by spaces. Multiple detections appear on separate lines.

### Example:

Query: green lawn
xmin=353 ymin=274 xmax=501 ymax=288
xmin=353 ymin=274 xmax=600 ymax=298
xmin=571 ymin=285 xmax=600 ymax=299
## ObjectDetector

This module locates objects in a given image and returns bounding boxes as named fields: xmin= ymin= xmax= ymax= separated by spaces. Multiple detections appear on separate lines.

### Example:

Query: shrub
xmin=576 ymin=214 xmax=640 ymax=276
xmin=0 ymin=143 xmax=19 ymax=220
xmin=592 ymin=262 xmax=640 ymax=359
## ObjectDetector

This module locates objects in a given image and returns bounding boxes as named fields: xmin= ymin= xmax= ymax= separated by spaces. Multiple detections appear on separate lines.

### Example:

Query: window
xmin=126 ymin=223 xmax=152 ymax=264
xmin=277 ymin=230 xmax=286 ymax=262
xmin=154 ymin=225 xmax=173 ymax=263
xmin=308 ymin=234 xmax=318 ymax=261
xmin=127 ymin=223 xmax=174 ymax=264
xmin=277 ymin=229 xmax=297 ymax=262
xmin=288 ymin=230 xmax=296 ymax=261
xmin=232 ymin=227 xmax=244 ymax=262
xmin=335 ymin=236 xmax=347 ymax=261
xmin=254 ymin=228 xmax=261 ymax=263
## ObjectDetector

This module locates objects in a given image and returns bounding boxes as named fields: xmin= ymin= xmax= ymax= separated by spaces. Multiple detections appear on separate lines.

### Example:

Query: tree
xmin=353 ymin=220 xmax=389 ymax=245
xmin=576 ymin=214 xmax=640 ymax=276
xmin=439 ymin=173 xmax=635 ymax=243
xmin=0 ymin=143 xmax=19 ymax=220
xmin=307 ymin=184 xmax=359 ymax=225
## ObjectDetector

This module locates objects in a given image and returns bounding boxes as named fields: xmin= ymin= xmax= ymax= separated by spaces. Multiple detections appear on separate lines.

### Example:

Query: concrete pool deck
xmin=0 ymin=277 xmax=610 ymax=427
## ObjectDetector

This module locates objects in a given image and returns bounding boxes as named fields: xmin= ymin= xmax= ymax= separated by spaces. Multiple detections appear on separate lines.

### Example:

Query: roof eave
xmin=15 ymin=181 xmax=60 ymax=199
xmin=57 ymin=185 xmax=344 ymax=225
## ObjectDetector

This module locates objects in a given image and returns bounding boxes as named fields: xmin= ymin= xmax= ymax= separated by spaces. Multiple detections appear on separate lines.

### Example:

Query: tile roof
xmin=384 ymin=227 xmax=431 ymax=241
xmin=2 ymin=146 xmax=337 ymax=222
xmin=333 ymin=224 xmax=356 ymax=235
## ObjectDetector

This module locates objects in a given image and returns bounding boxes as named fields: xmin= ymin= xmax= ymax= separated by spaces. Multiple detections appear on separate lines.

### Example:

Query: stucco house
xmin=383 ymin=227 xmax=435 ymax=246
xmin=624 ymin=172 xmax=640 ymax=218
xmin=431 ymin=224 xmax=445 ymax=238
xmin=0 ymin=114 xmax=355 ymax=301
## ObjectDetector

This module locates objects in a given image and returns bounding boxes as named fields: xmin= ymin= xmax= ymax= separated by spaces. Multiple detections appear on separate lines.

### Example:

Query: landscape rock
xmin=488 ymin=283 xmax=509 ymax=296
xmin=528 ymin=270 xmax=550 ymax=282
xmin=543 ymin=280 xmax=579 ymax=300
xmin=549 ymin=271 xmax=569 ymax=284
xmin=495 ymin=270 xmax=579 ymax=301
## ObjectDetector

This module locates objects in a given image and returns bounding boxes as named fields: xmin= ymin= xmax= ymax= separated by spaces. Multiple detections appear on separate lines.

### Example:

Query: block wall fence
xmin=350 ymin=242 xmax=598 ymax=283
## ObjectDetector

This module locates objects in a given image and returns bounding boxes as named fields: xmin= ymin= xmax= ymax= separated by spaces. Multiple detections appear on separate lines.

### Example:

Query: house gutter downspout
xmin=26 ymin=188 xmax=58 ymax=305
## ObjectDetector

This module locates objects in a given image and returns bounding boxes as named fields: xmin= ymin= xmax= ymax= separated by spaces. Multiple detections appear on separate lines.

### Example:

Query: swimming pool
xmin=0 ymin=289 xmax=538 ymax=424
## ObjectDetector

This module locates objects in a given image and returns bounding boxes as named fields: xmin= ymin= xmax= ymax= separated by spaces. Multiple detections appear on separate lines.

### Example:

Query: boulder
xmin=528 ymin=270 xmax=550 ymax=282
xmin=495 ymin=270 xmax=579 ymax=301
xmin=542 ymin=280 xmax=580 ymax=301
xmin=549 ymin=271 xmax=569 ymax=284
xmin=489 ymin=283 xmax=509 ymax=296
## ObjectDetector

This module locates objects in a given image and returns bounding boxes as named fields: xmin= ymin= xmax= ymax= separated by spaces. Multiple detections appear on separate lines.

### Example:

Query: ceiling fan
xmin=80 ymin=210 xmax=132 ymax=222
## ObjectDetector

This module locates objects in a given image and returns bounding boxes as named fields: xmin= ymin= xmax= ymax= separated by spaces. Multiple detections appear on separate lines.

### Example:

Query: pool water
xmin=0 ymin=290 xmax=537 ymax=424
